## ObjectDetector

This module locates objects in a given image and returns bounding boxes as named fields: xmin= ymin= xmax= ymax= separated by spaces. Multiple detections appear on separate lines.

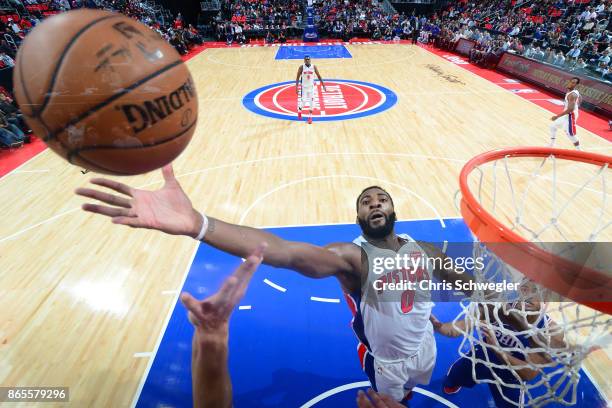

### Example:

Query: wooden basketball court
xmin=0 ymin=43 xmax=609 ymax=406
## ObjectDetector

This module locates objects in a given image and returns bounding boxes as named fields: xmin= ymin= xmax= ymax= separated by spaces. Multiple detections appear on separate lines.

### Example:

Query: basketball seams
xmin=15 ymin=48 xmax=34 ymax=115
xmin=66 ymin=119 xmax=197 ymax=162
xmin=34 ymin=14 xmax=123 ymax=118
xmin=69 ymin=120 xmax=197 ymax=175
xmin=70 ymin=153 xmax=134 ymax=175
xmin=43 ymin=59 xmax=185 ymax=143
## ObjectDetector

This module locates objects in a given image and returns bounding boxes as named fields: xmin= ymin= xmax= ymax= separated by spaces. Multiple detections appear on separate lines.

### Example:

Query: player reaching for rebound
xmin=296 ymin=55 xmax=326 ymax=124
xmin=549 ymin=77 xmax=581 ymax=150
xmin=431 ymin=293 xmax=568 ymax=408
xmin=76 ymin=168 xmax=474 ymax=404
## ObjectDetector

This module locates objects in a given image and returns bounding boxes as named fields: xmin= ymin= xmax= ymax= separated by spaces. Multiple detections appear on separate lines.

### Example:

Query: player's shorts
xmin=550 ymin=113 xmax=577 ymax=136
xmin=358 ymin=327 xmax=436 ymax=401
xmin=300 ymin=86 xmax=314 ymax=109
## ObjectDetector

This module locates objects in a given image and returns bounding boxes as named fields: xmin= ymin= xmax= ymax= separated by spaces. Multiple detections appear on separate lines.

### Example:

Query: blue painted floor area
xmin=275 ymin=45 xmax=352 ymax=60
xmin=137 ymin=219 xmax=606 ymax=408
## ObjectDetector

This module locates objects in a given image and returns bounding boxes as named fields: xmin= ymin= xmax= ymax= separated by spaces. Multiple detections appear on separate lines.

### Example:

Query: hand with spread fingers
xmin=75 ymin=164 xmax=203 ymax=237
xmin=181 ymin=243 xmax=266 ymax=408
xmin=356 ymin=389 xmax=405 ymax=408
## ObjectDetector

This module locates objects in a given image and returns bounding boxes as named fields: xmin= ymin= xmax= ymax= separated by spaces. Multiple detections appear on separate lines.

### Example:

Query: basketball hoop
xmin=454 ymin=147 xmax=611 ymax=407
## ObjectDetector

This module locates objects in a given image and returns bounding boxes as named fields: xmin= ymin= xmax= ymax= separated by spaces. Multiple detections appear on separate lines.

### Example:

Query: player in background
xmin=296 ymin=55 xmax=326 ymax=124
xmin=431 ymin=295 xmax=567 ymax=408
xmin=549 ymin=77 xmax=582 ymax=150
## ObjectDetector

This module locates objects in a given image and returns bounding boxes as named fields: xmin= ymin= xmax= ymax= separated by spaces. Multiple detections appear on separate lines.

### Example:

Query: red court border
xmin=419 ymin=43 xmax=611 ymax=143
xmin=2 ymin=40 xmax=609 ymax=178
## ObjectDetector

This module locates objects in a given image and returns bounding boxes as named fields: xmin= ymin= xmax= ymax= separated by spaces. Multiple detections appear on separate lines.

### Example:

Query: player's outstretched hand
xmin=181 ymin=243 xmax=266 ymax=338
xmin=430 ymin=314 xmax=442 ymax=332
xmin=76 ymin=164 xmax=202 ymax=237
xmin=356 ymin=389 xmax=404 ymax=408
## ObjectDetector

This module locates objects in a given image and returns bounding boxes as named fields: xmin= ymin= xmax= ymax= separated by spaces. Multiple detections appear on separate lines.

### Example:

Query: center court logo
xmin=242 ymin=79 xmax=397 ymax=122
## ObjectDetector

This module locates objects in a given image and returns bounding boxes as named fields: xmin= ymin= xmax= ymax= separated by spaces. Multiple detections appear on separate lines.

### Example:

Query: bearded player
xmin=76 ymin=168 xmax=474 ymax=403
xmin=296 ymin=55 xmax=326 ymax=124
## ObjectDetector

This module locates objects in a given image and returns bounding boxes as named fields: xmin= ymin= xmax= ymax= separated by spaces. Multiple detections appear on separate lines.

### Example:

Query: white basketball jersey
xmin=301 ymin=64 xmax=316 ymax=88
xmin=564 ymin=89 xmax=580 ymax=118
xmin=349 ymin=234 xmax=434 ymax=361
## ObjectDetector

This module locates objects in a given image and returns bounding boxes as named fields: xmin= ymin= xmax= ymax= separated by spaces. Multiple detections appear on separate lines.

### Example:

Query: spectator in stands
xmin=533 ymin=46 xmax=545 ymax=60
xmin=225 ymin=23 xmax=234 ymax=45
xmin=544 ymin=47 xmax=555 ymax=64
xmin=7 ymin=18 xmax=21 ymax=34
xmin=0 ymin=93 xmax=29 ymax=135
xmin=265 ymin=30 xmax=274 ymax=44
xmin=383 ymin=26 xmax=393 ymax=41
xmin=566 ymin=45 xmax=581 ymax=63
xmin=602 ymin=65 xmax=611 ymax=81
xmin=511 ymin=38 xmax=524 ymax=54
xmin=236 ymin=30 xmax=247 ymax=44
xmin=0 ymin=110 xmax=24 ymax=147
xmin=231 ymin=23 xmax=242 ymax=42
xmin=342 ymin=25 xmax=352 ymax=42
xmin=596 ymin=49 xmax=610 ymax=66
xmin=334 ymin=21 xmax=343 ymax=39
xmin=572 ymin=57 xmax=588 ymax=71
xmin=502 ymin=36 xmax=512 ymax=51
xmin=411 ymin=24 xmax=419 ymax=45
xmin=553 ymin=50 xmax=566 ymax=66
xmin=0 ymin=52 xmax=15 ymax=68
xmin=170 ymin=31 xmax=188 ymax=55
xmin=373 ymin=26 xmax=382 ymax=41
xmin=402 ymin=23 xmax=411 ymax=39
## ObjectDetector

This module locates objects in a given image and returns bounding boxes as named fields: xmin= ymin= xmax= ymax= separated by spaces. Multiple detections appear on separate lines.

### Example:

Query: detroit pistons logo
xmin=242 ymin=79 xmax=397 ymax=122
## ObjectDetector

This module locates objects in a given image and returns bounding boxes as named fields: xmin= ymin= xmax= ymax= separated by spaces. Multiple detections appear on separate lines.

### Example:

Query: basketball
xmin=12 ymin=9 xmax=197 ymax=175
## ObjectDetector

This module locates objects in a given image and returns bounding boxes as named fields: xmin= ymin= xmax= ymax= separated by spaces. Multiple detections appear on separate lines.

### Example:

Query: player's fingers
xmin=89 ymin=178 xmax=133 ymax=197
xmin=216 ymin=276 xmax=240 ymax=314
xmin=230 ymin=243 xmax=266 ymax=301
xmin=82 ymin=203 xmax=130 ymax=218
xmin=378 ymin=393 xmax=401 ymax=407
xmin=111 ymin=216 xmax=145 ymax=228
xmin=162 ymin=164 xmax=176 ymax=183
xmin=75 ymin=188 xmax=131 ymax=208
xmin=366 ymin=389 xmax=386 ymax=406
xmin=180 ymin=292 xmax=204 ymax=322
xmin=356 ymin=390 xmax=374 ymax=408
xmin=233 ymin=243 xmax=266 ymax=280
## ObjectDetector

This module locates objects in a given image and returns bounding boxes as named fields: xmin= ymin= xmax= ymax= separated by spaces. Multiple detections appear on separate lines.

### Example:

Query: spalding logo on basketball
xmin=242 ymin=79 xmax=397 ymax=122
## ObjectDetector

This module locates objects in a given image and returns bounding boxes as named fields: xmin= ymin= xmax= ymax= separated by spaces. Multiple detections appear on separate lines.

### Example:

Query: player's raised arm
xmin=201 ymin=217 xmax=358 ymax=279
xmin=314 ymin=65 xmax=326 ymax=91
xmin=296 ymin=65 xmax=303 ymax=94
xmin=430 ymin=314 xmax=466 ymax=338
xmin=76 ymin=164 xmax=358 ymax=280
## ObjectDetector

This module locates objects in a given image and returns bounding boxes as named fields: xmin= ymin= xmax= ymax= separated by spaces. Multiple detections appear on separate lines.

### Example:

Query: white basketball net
xmin=455 ymin=152 xmax=611 ymax=407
